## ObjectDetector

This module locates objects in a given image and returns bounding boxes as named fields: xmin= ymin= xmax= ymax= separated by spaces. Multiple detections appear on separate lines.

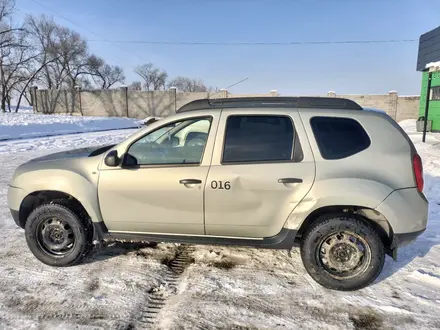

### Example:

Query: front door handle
xmin=179 ymin=179 xmax=202 ymax=185
xmin=278 ymin=178 xmax=303 ymax=184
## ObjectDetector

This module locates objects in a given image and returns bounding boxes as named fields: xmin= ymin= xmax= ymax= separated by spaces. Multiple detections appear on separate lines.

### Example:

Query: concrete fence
xmin=30 ymin=87 xmax=420 ymax=122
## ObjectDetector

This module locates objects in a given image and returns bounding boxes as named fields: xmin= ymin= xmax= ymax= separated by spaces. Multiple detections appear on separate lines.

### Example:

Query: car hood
xmin=27 ymin=145 xmax=114 ymax=163
xmin=10 ymin=144 xmax=115 ymax=186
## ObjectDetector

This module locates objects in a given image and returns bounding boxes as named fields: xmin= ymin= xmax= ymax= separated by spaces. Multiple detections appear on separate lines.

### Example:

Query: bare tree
xmin=88 ymin=55 xmax=124 ymax=89
xmin=134 ymin=63 xmax=168 ymax=91
xmin=26 ymin=15 xmax=61 ymax=90
xmin=0 ymin=0 xmax=28 ymax=112
xmin=27 ymin=15 xmax=98 ymax=113
xmin=128 ymin=80 xmax=142 ymax=91
xmin=0 ymin=0 xmax=24 ymax=49
xmin=0 ymin=29 xmax=34 ymax=112
xmin=168 ymin=76 xmax=208 ymax=92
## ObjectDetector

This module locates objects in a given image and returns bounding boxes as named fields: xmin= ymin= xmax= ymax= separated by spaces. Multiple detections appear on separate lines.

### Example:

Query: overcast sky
xmin=15 ymin=0 xmax=440 ymax=95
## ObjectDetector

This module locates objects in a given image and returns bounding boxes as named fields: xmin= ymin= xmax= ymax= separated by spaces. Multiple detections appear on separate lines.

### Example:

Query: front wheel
xmin=300 ymin=214 xmax=385 ymax=291
xmin=25 ymin=202 xmax=93 ymax=267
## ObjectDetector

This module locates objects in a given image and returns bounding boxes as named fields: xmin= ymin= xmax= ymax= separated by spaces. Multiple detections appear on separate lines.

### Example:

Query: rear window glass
xmin=223 ymin=115 xmax=294 ymax=163
xmin=310 ymin=117 xmax=370 ymax=160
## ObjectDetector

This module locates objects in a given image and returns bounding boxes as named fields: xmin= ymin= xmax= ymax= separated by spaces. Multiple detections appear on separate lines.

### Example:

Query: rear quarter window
xmin=310 ymin=117 xmax=370 ymax=160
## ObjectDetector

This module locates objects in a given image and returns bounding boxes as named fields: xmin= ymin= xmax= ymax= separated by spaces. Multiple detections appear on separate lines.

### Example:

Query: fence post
xmin=121 ymin=85 xmax=128 ymax=117
xmin=169 ymin=87 xmax=177 ymax=112
xmin=270 ymin=90 xmax=278 ymax=97
xmin=31 ymin=86 xmax=38 ymax=113
xmin=75 ymin=85 xmax=82 ymax=115
xmin=389 ymin=90 xmax=398 ymax=120
xmin=327 ymin=91 xmax=336 ymax=97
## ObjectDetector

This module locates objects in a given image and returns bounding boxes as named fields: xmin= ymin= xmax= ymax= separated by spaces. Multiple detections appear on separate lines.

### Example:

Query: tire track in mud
xmin=132 ymin=244 xmax=195 ymax=329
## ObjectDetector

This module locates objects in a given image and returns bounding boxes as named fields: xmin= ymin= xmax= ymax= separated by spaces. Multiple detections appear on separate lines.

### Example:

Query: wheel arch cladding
xmin=19 ymin=190 xmax=92 ymax=228
xmin=296 ymin=205 xmax=393 ymax=248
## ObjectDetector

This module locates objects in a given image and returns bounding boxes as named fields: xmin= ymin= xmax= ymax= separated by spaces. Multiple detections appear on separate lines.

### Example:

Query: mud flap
xmin=386 ymin=247 xmax=398 ymax=261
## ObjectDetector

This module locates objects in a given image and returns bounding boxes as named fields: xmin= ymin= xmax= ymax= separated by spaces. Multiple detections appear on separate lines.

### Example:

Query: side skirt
xmin=93 ymin=222 xmax=298 ymax=250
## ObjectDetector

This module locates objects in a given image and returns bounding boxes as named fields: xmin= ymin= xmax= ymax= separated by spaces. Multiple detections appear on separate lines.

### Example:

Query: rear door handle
xmin=278 ymin=178 xmax=303 ymax=184
xmin=179 ymin=179 xmax=202 ymax=185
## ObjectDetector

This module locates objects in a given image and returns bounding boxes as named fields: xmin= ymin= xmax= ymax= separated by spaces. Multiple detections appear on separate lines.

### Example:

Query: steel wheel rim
xmin=317 ymin=231 xmax=371 ymax=280
xmin=36 ymin=217 xmax=75 ymax=256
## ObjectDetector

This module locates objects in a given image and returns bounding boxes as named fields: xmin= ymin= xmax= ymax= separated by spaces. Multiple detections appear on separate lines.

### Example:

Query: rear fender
xmin=284 ymin=178 xmax=393 ymax=230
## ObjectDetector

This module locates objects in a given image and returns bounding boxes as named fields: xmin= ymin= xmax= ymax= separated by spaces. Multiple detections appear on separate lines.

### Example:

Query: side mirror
xmin=171 ymin=136 xmax=179 ymax=147
xmin=104 ymin=150 xmax=120 ymax=167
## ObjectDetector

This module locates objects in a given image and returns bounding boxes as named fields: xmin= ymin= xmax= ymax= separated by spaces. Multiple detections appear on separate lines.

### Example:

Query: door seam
xmin=202 ymin=110 xmax=222 ymax=235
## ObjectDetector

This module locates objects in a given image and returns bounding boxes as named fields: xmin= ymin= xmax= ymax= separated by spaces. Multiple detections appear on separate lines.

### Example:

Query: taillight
xmin=413 ymin=153 xmax=424 ymax=192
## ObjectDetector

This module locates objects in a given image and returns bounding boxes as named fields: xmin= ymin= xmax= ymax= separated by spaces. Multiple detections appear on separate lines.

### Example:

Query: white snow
xmin=0 ymin=111 xmax=141 ymax=141
xmin=0 ymin=116 xmax=440 ymax=329
xmin=426 ymin=61 xmax=440 ymax=69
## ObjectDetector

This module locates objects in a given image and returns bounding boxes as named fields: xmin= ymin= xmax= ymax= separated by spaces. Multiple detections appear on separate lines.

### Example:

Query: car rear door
xmin=204 ymin=108 xmax=315 ymax=238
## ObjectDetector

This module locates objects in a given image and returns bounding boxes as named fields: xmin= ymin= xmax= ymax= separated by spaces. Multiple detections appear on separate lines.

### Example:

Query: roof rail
xmin=176 ymin=97 xmax=363 ymax=112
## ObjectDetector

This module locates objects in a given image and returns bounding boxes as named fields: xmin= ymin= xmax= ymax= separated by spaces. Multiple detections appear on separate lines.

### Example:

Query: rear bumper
xmin=376 ymin=188 xmax=428 ymax=235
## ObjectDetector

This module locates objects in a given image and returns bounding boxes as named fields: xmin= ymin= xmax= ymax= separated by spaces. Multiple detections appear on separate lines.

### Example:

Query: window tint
xmin=222 ymin=115 xmax=294 ymax=163
xmin=310 ymin=117 xmax=370 ymax=160
xmin=432 ymin=86 xmax=440 ymax=101
xmin=127 ymin=118 xmax=211 ymax=165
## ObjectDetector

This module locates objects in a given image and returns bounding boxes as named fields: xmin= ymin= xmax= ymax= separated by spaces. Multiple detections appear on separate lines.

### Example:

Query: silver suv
xmin=7 ymin=97 xmax=428 ymax=291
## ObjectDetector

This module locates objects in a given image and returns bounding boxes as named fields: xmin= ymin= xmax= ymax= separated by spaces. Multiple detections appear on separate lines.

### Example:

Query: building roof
xmin=417 ymin=25 xmax=440 ymax=71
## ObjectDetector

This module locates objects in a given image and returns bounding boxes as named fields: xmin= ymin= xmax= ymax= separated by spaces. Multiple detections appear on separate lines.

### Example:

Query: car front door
xmin=98 ymin=114 xmax=218 ymax=235
xmin=204 ymin=109 xmax=315 ymax=238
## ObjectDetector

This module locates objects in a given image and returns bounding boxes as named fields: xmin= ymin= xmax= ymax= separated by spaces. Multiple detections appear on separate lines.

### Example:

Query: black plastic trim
xmin=92 ymin=221 xmax=109 ymax=241
xmin=392 ymin=229 xmax=425 ymax=248
xmin=9 ymin=209 xmax=21 ymax=228
xmin=105 ymin=228 xmax=298 ymax=250
xmin=177 ymin=97 xmax=363 ymax=112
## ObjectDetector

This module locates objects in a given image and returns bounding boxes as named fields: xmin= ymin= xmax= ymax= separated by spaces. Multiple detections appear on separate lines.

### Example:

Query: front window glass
xmin=127 ymin=117 xmax=211 ymax=165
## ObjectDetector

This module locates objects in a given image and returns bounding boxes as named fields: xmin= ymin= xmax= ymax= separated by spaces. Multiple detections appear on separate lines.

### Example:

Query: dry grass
xmin=349 ymin=310 xmax=384 ymax=330
xmin=210 ymin=259 xmax=237 ymax=270
xmin=86 ymin=278 xmax=99 ymax=292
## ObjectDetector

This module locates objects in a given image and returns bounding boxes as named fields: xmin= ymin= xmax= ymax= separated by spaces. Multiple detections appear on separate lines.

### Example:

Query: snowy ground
xmin=0 ymin=111 xmax=140 ymax=141
xmin=0 ymin=117 xmax=439 ymax=329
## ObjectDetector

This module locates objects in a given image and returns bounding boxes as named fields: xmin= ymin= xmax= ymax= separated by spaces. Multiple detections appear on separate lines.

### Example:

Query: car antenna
xmin=208 ymin=77 xmax=249 ymax=100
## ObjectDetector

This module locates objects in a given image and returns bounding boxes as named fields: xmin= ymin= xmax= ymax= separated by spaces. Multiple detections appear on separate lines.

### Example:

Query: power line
xmin=87 ymin=39 xmax=418 ymax=46
xmin=27 ymin=0 xmax=142 ymax=64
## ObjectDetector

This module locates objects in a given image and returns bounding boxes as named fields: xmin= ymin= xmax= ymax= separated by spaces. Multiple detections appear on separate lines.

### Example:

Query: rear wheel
xmin=25 ymin=201 xmax=93 ymax=267
xmin=300 ymin=214 xmax=385 ymax=291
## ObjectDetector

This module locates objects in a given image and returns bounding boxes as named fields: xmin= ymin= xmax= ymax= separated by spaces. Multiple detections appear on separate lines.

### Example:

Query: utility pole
xmin=422 ymin=72 xmax=432 ymax=143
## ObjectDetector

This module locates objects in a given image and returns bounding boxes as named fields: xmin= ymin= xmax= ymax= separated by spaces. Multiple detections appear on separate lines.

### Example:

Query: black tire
xmin=300 ymin=214 xmax=385 ymax=291
xmin=25 ymin=201 xmax=93 ymax=267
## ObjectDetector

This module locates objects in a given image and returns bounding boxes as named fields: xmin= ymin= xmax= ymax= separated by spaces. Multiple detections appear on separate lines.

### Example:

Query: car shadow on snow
xmin=83 ymin=240 xmax=159 ymax=264
xmin=375 ymin=173 xmax=440 ymax=283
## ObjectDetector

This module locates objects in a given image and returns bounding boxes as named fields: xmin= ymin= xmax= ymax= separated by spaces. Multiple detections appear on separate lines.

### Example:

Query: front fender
xmin=14 ymin=169 xmax=103 ymax=223
xmin=283 ymin=178 xmax=393 ymax=230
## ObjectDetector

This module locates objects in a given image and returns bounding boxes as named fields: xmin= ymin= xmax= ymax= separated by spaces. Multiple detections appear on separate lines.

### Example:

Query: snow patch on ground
xmin=0 ymin=112 xmax=141 ymax=141
xmin=399 ymin=119 xmax=417 ymax=133
xmin=0 ymin=129 xmax=138 ymax=155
